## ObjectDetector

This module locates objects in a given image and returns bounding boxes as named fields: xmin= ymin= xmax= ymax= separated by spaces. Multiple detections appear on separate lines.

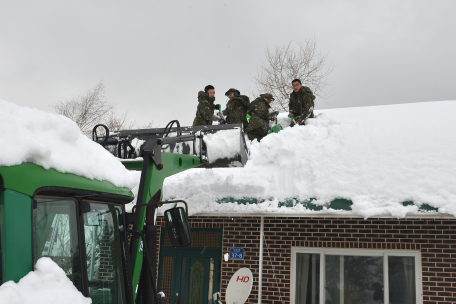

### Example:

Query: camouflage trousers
xmin=247 ymin=125 xmax=269 ymax=142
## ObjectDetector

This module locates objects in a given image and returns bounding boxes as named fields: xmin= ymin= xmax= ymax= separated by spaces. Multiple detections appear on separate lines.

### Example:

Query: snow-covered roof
xmin=162 ymin=101 xmax=456 ymax=219
xmin=0 ymin=99 xmax=137 ymax=189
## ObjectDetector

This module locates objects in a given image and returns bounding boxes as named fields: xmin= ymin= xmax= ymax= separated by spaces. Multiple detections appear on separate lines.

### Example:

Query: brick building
xmin=155 ymin=212 xmax=455 ymax=304
xmin=155 ymin=101 xmax=456 ymax=304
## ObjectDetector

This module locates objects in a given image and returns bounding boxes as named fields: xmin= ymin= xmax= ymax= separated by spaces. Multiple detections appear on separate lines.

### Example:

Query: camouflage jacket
xmin=245 ymin=97 xmax=271 ymax=133
xmin=193 ymin=91 xmax=216 ymax=126
xmin=222 ymin=93 xmax=250 ymax=128
xmin=289 ymin=86 xmax=315 ymax=122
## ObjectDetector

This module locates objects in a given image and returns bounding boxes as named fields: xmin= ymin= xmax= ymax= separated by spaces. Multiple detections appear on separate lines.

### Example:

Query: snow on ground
xmin=0 ymin=258 xmax=91 ymax=304
xmin=0 ymin=99 xmax=137 ymax=189
xmin=161 ymin=101 xmax=456 ymax=218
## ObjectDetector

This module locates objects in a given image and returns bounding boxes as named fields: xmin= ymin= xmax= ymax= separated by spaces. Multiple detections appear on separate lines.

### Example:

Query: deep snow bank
xmin=0 ymin=99 xmax=137 ymax=189
xmin=0 ymin=258 xmax=91 ymax=304
xmin=162 ymin=101 xmax=456 ymax=218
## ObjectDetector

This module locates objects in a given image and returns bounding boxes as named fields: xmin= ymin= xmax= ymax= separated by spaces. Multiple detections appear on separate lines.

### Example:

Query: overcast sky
xmin=1 ymin=0 xmax=455 ymax=127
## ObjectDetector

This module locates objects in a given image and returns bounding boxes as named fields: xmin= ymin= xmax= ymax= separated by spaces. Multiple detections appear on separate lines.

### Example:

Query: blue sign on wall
xmin=230 ymin=247 xmax=245 ymax=259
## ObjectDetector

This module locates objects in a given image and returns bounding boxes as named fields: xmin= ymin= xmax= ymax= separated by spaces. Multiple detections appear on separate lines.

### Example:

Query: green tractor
xmin=0 ymin=120 xmax=248 ymax=304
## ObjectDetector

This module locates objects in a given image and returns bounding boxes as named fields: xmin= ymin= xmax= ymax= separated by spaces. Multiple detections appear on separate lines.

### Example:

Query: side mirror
xmin=164 ymin=207 xmax=192 ymax=247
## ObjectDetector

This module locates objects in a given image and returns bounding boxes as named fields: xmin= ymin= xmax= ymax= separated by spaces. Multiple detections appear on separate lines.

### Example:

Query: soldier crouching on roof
xmin=222 ymin=88 xmax=250 ymax=129
xmin=192 ymin=85 xmax=222 ymax=126
xmin=245 ymin=93 xmax=278 ymax=142
xmin=288 ymin=78 xmax=315 ymax=126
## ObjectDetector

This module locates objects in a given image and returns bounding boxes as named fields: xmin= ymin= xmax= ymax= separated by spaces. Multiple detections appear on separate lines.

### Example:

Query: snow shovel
xmin=268 ymin=112 xmax=283 ymax=134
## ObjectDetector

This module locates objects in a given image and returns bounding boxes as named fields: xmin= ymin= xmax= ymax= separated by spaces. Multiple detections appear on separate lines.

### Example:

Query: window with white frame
xmin=291 ymin=248 xmax=422 ymax=304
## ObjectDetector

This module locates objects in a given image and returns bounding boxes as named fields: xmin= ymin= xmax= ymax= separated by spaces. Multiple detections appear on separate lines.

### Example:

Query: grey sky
xmin=1 ymin=0 xmax=455 ymax=127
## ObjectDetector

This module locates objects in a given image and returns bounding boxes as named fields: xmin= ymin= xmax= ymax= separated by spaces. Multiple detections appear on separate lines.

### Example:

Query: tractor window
xmin=33 ymin=198 xmax=83 ymax=292
xmin=82 ymin=201 xmax=128 ymax=304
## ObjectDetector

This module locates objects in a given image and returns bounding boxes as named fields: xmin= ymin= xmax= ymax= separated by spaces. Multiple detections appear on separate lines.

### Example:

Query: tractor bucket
xmin=93 ymin=122 xmax=249 ymax=168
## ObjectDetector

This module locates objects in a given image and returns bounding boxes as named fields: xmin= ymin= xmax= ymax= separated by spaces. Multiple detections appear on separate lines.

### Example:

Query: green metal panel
xmin=0 ymin=163 xmax=133 ymax=198
xmin=0 ymin=189 xmax=33 ymax=283
xmin=328 ymin=198 xmax=353 ymax=211
xmin=216 ymin=198 xmax=440 ymax=212
xmin=130 ymin=153 xmax=201 ymax=300
xmin=403 ymin=201 xmax=439 ymax=212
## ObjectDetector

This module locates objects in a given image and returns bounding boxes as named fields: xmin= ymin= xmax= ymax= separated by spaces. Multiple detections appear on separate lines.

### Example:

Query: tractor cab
xmin=33 ymin=192 xmax=132 ymax=303
xmin=0 ymin=164 xmax=135 ymax=304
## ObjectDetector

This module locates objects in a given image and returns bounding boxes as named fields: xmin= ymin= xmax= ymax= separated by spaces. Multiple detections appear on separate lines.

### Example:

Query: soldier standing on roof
xmin=288 ymin=78 xmax=315 ymax=126
xmin=222 ymin=88 xmax=250 ymax=129
xmin=245 ymin=93 xmax=278 ymax=142
xmin=193 ymin=85 xmax=222 ymax=126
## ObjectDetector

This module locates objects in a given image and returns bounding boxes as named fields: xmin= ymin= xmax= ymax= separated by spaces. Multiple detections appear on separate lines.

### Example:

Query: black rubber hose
xmin=161 ymin=120 xmax=182 ymax=138
xmin=92 ymin=124 xmax=110 ymax=146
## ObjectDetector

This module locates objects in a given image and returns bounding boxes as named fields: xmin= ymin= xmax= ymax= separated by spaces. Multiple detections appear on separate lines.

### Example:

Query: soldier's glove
xmin=214 ymin=104 xmax=222 ymax=112
xmin=271 ymin=111 xmax=279 ymax=117
xmin=219 ymin=118 xmax=227 ymax=125
xmin=288 ymin=113 xmax=294 ymax=119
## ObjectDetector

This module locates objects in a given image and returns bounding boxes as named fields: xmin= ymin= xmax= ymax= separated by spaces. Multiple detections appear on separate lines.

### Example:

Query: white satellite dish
xmin=225 ymin=268 xmax=253 ymax=304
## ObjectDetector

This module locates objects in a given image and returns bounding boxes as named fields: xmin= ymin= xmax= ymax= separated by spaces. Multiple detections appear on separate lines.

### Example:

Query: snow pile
xmin=0 ymin=99 xmax=137 ymax=189
xmin=162 ymin=101 xmax=456 ymax=218
xmin=204 ymin=129 xmax=241 ymax=163
xmin=0 ymin=257 xmax=91 ymax=304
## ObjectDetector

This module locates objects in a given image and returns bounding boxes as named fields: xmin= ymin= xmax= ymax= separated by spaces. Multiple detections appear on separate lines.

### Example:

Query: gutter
xmin=258 ymin=216 xmax=264 ymax=304
xmin=189 ymin=212 xmax=454 ymax=219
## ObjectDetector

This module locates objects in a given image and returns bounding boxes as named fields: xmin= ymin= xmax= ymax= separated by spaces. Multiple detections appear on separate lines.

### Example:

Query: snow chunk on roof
xmin=0 ymin=257 xmax=91 ymax=304
xmin=162 ymin=101 xmax=456 ymax=218
xmin=0 ymin=99 xmax=137 ymax=189
xmin=204 ymin=128 xmax=241 ymax=164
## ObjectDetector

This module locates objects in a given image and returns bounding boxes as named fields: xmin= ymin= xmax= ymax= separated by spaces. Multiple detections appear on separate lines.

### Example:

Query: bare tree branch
xmin=52 ymin=81 xmax=154 ymax=136
xmin=252 ymin=38 xmax=333 ymax=111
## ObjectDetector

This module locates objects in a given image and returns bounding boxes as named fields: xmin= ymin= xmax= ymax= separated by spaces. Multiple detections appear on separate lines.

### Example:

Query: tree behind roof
xmin=252 ymin=38 xmax=333 ymax=111
xmin=52 ymin=81 xmax=153 ymax=137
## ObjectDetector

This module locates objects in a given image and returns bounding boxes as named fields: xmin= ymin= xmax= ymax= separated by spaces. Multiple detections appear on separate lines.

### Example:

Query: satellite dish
xmin=225 ymin=268 xmax=253 ymax=304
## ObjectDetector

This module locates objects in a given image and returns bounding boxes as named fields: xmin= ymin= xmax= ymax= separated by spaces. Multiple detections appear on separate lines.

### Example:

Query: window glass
xmin=83 ymin=201 xmax=128 ymax=304
xmin=33 ymin=198 xmax=83 ymax=292
xmin=325 ymin=255 xmax=383 ymax=304
xmin=296 ymin=253 xmax=320 ymax=304
xmin=294 ymin=251 xmax=420 ymax=304
xmin=388 ymin=256 xmax=416 ymax=304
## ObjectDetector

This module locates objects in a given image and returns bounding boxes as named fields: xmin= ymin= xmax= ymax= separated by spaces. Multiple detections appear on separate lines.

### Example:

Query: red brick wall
xmin=156 ymin=216 xmax=456 ymax=304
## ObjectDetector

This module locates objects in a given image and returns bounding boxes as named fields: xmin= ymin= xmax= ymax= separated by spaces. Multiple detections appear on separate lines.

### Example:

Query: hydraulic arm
xmin=93 ymin=121 xmax=249 ymax=302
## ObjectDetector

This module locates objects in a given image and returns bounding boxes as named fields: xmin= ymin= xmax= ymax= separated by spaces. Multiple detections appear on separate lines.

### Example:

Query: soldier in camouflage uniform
xmin=192 ymin=85 xmax=221 ymax=126
xmin=222 ymin=88 xmax=250 ymax=129
xmin=245 ymin=93 xmax=275 ymax=142
xmin=288 ymin=78 xmax=315 ymax=126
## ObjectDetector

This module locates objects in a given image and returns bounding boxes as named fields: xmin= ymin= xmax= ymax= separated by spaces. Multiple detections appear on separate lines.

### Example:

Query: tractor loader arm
xmin=93 ymin=121 xmax=249 ymax=302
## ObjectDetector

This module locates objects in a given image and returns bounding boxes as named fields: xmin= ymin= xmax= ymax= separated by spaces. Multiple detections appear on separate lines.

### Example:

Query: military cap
xmin=225 ymin=88 xmax=240 ymax=96
xmin=260 ymin=93 xmax=275 ymax=101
